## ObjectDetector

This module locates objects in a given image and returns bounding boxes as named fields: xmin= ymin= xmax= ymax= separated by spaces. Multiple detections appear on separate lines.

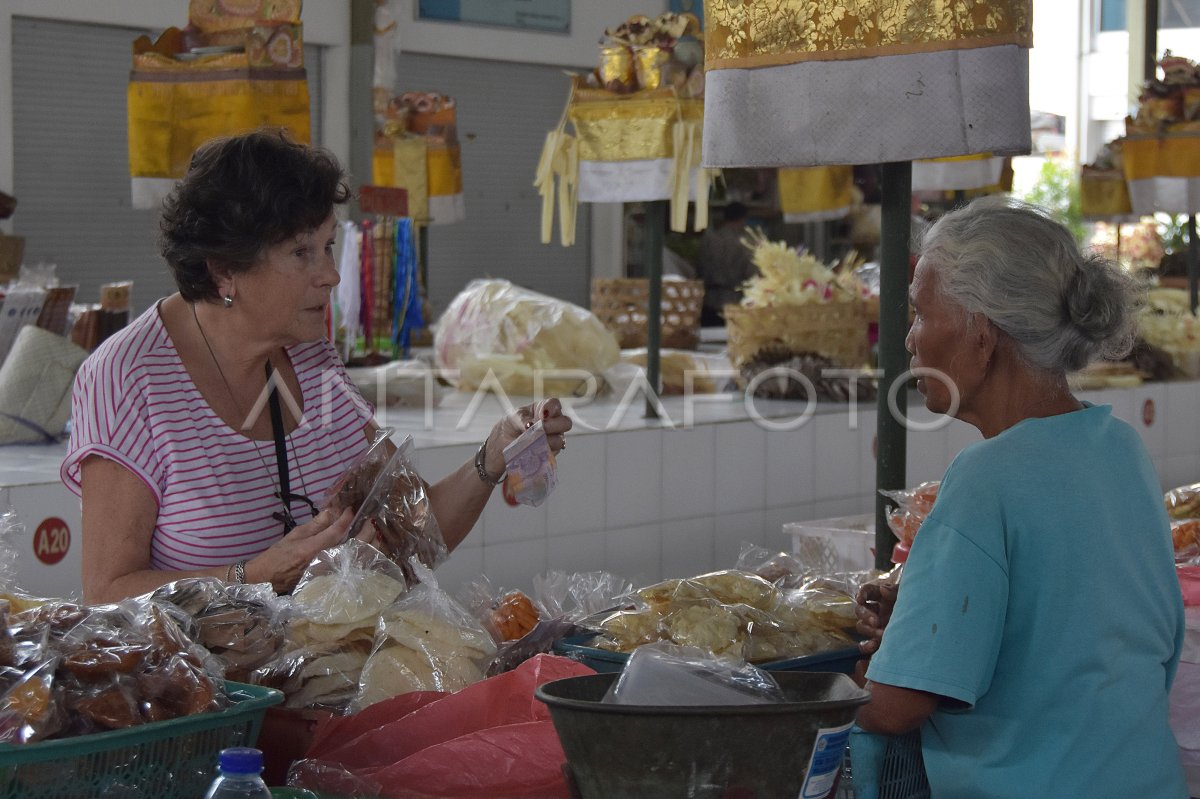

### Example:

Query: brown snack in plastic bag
xmin=0 ymin=659 xmax=65 ymax=743
xmin=151 ymin=579 xmax=287 ymax=681
xmin=73 ymin=678 xmax=142 ymax=730
xmin=1173 ymin=519 xmax=1200 ymax=557
xmin=322 ymin=434 xmax=448 ymax=584
xmin=60 ymin=640 xmax=149 ymax=678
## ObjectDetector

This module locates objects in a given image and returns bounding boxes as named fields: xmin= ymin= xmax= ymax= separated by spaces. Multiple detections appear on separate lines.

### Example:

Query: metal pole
xmin=644 ymin=201 xmax=665 ymax=419
xmin=1188 ymin=215 xmax=1198 ymax=315
xmin=349 ymin=0 xmax=375 ymax=221
xmin=1144 ymin=0 xmax=1160 ymax=82
xmin=875 ymin=162 xmax=912 ymax=570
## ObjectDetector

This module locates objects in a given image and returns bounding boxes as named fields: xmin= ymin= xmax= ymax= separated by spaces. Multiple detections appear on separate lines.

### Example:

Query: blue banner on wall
xmin=417 ymin=0 xmax=570 ymax=33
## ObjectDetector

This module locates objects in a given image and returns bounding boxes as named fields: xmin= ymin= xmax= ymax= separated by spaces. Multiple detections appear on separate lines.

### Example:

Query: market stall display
xmin=1137 ymin=288 xmax=1200 ymax=377
xmin=536 ymin=12 xmax=710 ymax=247
xmin=126 ymin=0 xmax=309 ymax=208
xmin=703 ymin=0 xmax=1033 ymax=575
xmin=581 ymin=568 xmax=858 ymax=668
xmin=373 ymin=92 xmax=465 ymax=227
xmin=724 ymin=232 xmax=872 ymax=402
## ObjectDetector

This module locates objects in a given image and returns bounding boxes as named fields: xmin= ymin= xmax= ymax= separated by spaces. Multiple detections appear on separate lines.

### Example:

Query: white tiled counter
xmin=3 ymin=381 xmax=1198 ymax=599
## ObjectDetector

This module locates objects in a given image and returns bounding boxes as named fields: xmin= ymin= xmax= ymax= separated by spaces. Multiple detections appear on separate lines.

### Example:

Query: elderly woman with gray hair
xmin=854 ymin=197 xmax=1187 ymax=797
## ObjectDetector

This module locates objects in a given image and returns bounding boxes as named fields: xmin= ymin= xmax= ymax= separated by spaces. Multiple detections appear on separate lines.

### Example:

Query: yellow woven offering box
xmin=1080 ymin=166 xmax=1132 ymax=219
xmin=724 ymin=302 xmax=869 ymax=369
xmin=568 ymin=86 xmax=703 ymax=163
xmin=592 ymin=278 xmax=704 ymax=350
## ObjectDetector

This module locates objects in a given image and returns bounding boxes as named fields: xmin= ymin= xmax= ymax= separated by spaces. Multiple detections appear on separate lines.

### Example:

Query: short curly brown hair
xmin=159 ymin=129 xmax=352 ymax=302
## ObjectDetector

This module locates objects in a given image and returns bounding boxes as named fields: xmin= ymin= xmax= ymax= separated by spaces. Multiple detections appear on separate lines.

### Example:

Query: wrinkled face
xmin=231 ymin=214 xmax=339 ymax=345
xmin=905 ymin=258 xmax=982 ymax=416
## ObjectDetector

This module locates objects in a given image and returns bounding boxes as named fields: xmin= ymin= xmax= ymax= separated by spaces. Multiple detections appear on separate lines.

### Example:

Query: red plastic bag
xmin=1180 ymin=566 xmax=1200 ymax=607
xmin=371 ymin=720 xmax=569 ymax=799
xmin=299 ymin=654 xmax=593 ymax=798
xmin=307 ymin=690 xmax=446 ymax=758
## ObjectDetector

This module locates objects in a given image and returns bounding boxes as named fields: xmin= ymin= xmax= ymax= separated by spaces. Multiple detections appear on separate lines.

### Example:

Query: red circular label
xmin=33 ymin=518 xmax=70 ymax=565
xmin=1143 ymin=398 xmax=1156 ymax=427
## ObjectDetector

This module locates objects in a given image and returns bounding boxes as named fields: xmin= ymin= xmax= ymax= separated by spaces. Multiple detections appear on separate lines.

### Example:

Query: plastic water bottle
xmin=203 ymin=747 xmax=272 ymax=799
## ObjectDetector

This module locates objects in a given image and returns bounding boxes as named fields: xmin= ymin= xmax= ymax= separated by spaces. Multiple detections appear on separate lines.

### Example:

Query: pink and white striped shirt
xmin=61 ymin=304 xmax=374 ymax=571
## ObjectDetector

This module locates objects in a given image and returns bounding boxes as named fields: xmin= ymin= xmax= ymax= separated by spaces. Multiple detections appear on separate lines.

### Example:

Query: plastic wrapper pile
xmin=462 ymin=570 xmax=633 ymax=677
xmin=433 ymin=278 xmax=620 ymax=396
xmin=881 ymin=480 xmax=940 ymax=557
xmin=0 ymin=597 xmax=227 ymax=744
xmin=591 ymin=569 xmax=858 ymax=664
xmin=149 ymin=577 xmax=286 ymax=682
xmin=1166 ymin=482 xmax=1200 ymax=606
xmin=251 ymin=541 xmax=495 ymax=714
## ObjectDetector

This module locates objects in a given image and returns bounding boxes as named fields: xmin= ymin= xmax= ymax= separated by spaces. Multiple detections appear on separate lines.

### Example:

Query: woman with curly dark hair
xmin=62 ymin=130 xmax=570 ymax=603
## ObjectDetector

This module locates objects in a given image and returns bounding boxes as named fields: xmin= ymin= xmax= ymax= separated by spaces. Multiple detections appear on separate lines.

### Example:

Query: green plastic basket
xmin=0 ymin=681 xmax=283 ymax=799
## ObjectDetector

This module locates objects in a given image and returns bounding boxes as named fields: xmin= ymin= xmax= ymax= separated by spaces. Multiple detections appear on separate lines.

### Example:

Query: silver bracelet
xmin=232 ymin=559 xmax=247 ymax=584
xmin=474 ymin=436 xmax=505 ymax=487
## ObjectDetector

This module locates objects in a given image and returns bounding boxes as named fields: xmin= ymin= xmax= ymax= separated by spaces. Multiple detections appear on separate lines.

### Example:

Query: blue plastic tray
xmin=552 ymin=635 xmax=862 ymax=674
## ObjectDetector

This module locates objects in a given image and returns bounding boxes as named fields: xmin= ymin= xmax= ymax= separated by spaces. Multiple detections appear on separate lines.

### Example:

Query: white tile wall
xmin=813 ymin=412 xmax=861 ymax=500
xmin=414 ymin=443 xmax=474 ymax=483
xmin=714 ymin=510 xmax=766 ymax=567
xmin=482 ymin=487 xmax=547 ymax=545
xmin=662 ymin=425 xmax=715 ymax=520
xmin=1129 ymin=383 xmax=1168 ymax=466
xmin=546 ymin=432 xmax=606 ymax=536
xmin=857 ymin=408 xmax=878 ymax=501
xmin=662 ymin=517 xmax=715 ymax=578
xmin=1100 ymin=388 xmax=1136 ymax=428
xmin=764 ymin=504 xmax=813 ymax=552
xmin=760 ymin=420 xmax=815 ymax=512
xmin=1165 ymin=382 xmax=1200 ymax=460
xmin=482 ymin=539 xmax=547 ymax=594
xmin=547 ymin=531 xmax=606 ymax=575
xmin=945 ymin=417 xmax=980 ymax=463
xmin=604 ymin=523 xmax=661 ymax=586
xmin=714 ymin=422 xmax=768 ymax=513
xmin=811 ymin=496 xmax=872 ymax=520
xmin=605 ymin=429 xmax=663 ymax=528
xmin=1162 ymin=454 xmax=1200 ymax=492
xmin=434 ymin=545 xmax=484 ymax=597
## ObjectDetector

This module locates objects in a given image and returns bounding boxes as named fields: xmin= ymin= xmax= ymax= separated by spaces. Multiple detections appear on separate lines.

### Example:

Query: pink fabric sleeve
xmin=60 ymin=352 xmax=165 ymax=505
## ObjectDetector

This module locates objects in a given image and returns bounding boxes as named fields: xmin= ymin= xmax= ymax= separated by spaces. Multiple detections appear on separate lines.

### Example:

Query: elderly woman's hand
xmin=855 ymin=581 xmax=899 ymax=656
xmin=245 ymin=507 xmax=359 ymax=593
xmin=482 ymin=398 xmax=574 ymax=478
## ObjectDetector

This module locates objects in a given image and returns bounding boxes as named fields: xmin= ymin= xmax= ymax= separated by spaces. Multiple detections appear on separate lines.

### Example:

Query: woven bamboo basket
xmin=724 ymin=302 xmax=870 ymax=368
xmin=591 ymin=278 xmax=704 ymax=350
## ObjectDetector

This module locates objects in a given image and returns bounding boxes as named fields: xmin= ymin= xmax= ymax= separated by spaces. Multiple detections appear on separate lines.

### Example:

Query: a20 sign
xmin=33 ymin=518 xmax=70 ymax=565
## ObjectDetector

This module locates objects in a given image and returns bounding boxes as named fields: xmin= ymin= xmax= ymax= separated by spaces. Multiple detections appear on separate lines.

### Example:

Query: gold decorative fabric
xmin=704 ymin=0 xmax=1032 ymax=69
xmin=569 ymin=94 xmax=703 ymax=162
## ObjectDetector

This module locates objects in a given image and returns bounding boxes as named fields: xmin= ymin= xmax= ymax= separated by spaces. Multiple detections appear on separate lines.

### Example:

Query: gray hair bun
xmin=920 ymin=196 xmax=1140 ymax=374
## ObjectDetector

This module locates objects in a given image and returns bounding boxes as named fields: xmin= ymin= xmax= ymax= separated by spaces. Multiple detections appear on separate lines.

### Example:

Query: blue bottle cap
xmin=219 ymin=747 xmax=263 ymax=775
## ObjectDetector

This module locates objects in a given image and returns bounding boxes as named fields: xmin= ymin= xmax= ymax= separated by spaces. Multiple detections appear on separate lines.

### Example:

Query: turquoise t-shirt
xmin=867 ymin=404 xmax=1187 ymax=798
